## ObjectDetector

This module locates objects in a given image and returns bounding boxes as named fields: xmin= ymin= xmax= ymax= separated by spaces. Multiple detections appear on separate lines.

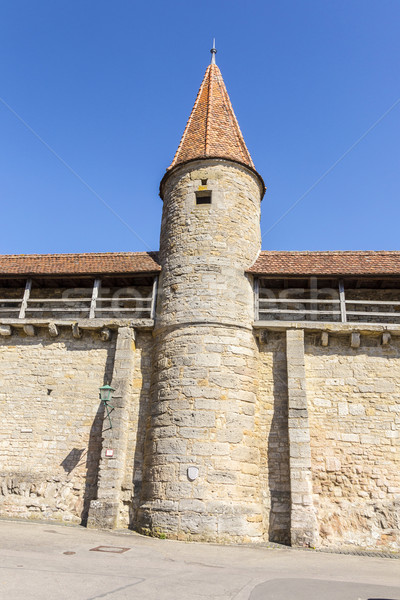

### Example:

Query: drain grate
xmin=90 ymin=545 xmax=130 ymax=554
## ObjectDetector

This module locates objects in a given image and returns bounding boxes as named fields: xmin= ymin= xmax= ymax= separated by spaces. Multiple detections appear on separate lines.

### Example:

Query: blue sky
xmin=1 ymin=1 xmax=399 ymax=254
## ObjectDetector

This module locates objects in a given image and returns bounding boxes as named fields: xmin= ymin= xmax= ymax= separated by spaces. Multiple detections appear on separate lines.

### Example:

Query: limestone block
xmin=325 ymin=457 xmax=341 ymax=472
xmin=350 ymin=332 xmax=360 ymax=348
xmin=48 ymin=322 xmax=59 ymax=337
xmin=321 ymin=331 xmax=329 ymax=347
xmin=100 ymin=328 xmax=111 ymax=341
xmin=87 ymin=500 xmax=119 ymax=529
xmin=23 ymin=325 xmax=35 ymax=337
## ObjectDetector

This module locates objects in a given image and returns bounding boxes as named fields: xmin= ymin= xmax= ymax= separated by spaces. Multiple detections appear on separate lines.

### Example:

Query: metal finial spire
xmin=210 ymin=38 xmax=217 ymax=64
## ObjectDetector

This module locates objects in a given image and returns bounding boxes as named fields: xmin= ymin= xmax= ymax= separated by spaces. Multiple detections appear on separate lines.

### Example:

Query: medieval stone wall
xmin=0 ymin=328 xmax=113 ymax=522
xmin=0 ymin=326 xmax=153 ymax=528
xmin=257 ymin=332 xmax=290 ymax=545
xmin=304 ymin=332 xmax=400 ymax=550
xmin=1 ymin=321 xmax=399 ymax=550
xmin=120 ymin=331 xmax=153 ymax=528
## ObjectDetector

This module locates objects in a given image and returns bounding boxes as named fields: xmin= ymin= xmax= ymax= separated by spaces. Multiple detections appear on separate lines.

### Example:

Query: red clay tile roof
xmin=1 ymin=250 xmax=399 ymax=278
xmin=168 ymin=63 xmax=255 ymax=171
xmin=249 ymin=251 xmax=400 ymax=276
xmin=0 ymin=252 xmax=161 ymax=276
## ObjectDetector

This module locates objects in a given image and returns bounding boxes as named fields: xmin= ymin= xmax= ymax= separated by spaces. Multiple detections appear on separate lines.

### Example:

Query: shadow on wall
xmin=83 ymin=338 xmax=116 ymax=525
xmin=80 ymin=401 xmax=106 ymax=525
xmin=267 ymin=346 xmax=291 ymax=545
xmin=129 ymin=337 xmax=154 ymax=529
xmin=58 ymin=403 xmax=105 ymax=526
xmin=60 ymin=448 xmax=86 ymax=474
xmin=58 ymin=335 xmax=116 ymax=526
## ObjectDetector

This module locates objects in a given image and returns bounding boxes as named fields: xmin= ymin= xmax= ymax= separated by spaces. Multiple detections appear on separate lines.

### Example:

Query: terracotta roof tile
xmin=249 ymin=251 xmax=400 ymax=276
xmin=0 ymin=252 xmax=161 ymax=276
xmin=1 ymin=250 xmax=399 ymax=278
xmin=168 ymin=63 xmax=255 ymax=171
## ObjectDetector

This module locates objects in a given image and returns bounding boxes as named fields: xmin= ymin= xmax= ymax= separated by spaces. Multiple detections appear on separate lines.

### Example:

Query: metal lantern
xmin=99 ymin=383 xmax=115 ymax=428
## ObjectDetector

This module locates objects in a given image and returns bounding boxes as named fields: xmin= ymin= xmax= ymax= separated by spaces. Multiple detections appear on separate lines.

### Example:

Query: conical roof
xmin=167 ymin=63 xmax=255 ymax=171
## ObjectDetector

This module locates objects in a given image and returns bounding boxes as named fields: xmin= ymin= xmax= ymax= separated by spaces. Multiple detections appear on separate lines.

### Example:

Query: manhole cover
xmin=90 ymin=546 xmax=130 ymax=554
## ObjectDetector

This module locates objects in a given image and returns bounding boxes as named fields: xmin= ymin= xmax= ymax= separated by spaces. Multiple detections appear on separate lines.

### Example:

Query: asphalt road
xmin=0 ymin=520 xmax=399 ymax=600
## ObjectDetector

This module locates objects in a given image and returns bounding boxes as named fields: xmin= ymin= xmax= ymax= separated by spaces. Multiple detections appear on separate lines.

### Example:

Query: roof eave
xmin=159 ymin=156 xmax=266 ymax=201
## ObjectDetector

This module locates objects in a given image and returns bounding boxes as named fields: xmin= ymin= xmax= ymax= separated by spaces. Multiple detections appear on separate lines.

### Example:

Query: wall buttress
xmin=88 ymin=326 xmax=135 ymax=529
xmin=286 ymin=329 xmax=319 ymax=547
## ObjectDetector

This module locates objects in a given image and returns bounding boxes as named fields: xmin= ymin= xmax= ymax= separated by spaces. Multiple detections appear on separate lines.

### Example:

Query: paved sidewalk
xmin=0 ymin=520 xmax=399 ymax=599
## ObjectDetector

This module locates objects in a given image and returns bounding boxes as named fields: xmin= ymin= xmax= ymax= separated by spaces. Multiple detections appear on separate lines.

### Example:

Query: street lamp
xmin=99 ymin=383 xmax=115 ymax=429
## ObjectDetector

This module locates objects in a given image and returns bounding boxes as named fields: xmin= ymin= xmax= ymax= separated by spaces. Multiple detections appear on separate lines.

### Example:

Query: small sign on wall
xmin=105 ymin=449 xmax=114 ymax=458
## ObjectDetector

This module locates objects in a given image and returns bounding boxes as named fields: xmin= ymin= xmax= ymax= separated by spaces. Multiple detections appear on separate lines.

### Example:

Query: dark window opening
xmin=196 ymin=192 xmax=212 ymax=205
xmin=201 ymin=178 xmax=208 ymax=185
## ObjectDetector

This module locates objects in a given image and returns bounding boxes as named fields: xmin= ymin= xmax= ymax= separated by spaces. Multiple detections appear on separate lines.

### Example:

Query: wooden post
xmin=19 ymin=279 xmax=32 ymax=319
xmin=254 ymin=278 xmax=260 ymax=322
xmin=339 ymin=279 xmax=347 ymax=323
xmin=89 ymin=278 xmax=101 ymax=319
xmin=150 ymin=275 xmax=158 ymax=320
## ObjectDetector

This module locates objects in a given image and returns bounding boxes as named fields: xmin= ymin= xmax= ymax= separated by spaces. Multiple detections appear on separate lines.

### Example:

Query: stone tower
xmin=138 ymin=51 xmax=266 ymax=542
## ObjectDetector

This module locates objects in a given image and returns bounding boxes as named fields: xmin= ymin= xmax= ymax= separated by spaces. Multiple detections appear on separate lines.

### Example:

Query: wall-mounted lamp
xmin=99 ymin=383 xmax=115 ymax=429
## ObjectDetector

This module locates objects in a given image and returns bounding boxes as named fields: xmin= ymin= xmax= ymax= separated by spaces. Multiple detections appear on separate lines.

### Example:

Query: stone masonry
xmin=286 ymin=329 xmax=318 ymax=547
xmin=137 ymin=160 xmax=266 ymax=542
xmin=0 ymin=324 xmax=153 ymax=526
xmin=305 ymin=331 xmax=400 ymax=550
xmin=0 ymin=56 xmax=399 ymax=551
xmin=0 ymin=327 xmax=112 ymax=523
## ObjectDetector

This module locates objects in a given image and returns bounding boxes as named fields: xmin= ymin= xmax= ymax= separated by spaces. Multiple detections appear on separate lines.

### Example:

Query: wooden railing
xmin=255 ymin=280 xmax=400 ymax=324
xmin=0 ymin=277 xmax=158 ymax=320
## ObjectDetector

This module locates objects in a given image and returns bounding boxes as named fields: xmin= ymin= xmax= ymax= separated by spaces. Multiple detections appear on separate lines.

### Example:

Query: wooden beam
xmin=89 ymin=278 xmax=101 ymax=319
xmin=254 ymin=278 xmax=260 ymax=322
xmin=150 ymin=275 xmax=159 ymax=320
xmin=339 ymin=280 xmax=347 ymax=323
xmin=19 ymin=278 xmax=32 ymax=319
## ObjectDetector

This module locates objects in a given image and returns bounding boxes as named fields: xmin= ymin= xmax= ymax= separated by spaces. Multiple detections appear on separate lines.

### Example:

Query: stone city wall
xmin=0 ymin=325 xmax=153 ymax=527
xmin=119 ymin=331 xmax=153 ymax=528
xmin=304 ymin=332 xmax=400 ymax=550
xmin=0 ymin=320 xmax=399 ymax=550
xmin=256 ymin=328 xmax=400 ymax=551
xmin=256 ymin=331 xmax=290 ymax=545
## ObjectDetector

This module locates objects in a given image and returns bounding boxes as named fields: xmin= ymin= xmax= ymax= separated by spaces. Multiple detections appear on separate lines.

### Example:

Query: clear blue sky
xmin=1 ymin=1 xmax=399 ymax=254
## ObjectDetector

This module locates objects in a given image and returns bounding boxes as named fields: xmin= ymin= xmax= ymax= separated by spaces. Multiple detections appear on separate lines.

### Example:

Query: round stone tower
xmin=138 ymin=53 xmax=266 ymax=542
